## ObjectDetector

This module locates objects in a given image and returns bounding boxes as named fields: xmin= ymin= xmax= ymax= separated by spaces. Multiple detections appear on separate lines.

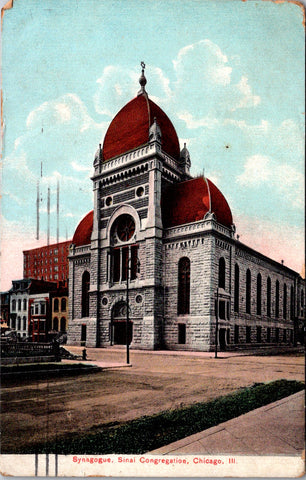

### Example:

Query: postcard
xmin=0 ymin=0 xmax=305 ymax=477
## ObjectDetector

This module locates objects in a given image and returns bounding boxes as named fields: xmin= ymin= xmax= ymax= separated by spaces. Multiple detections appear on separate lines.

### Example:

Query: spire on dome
xmin=137 ymin=61 xmax=147 ymax=96
xmin=149 ymin=117 xmax=162 ymax=144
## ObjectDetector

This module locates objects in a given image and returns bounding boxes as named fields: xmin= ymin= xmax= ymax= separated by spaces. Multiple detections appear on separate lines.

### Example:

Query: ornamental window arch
xmin=275 ymin=280 xmax=280 ymax=318
xmin=81 ymin=271 xmax=90 ymax=318
xmin=177 ymin=257 xmax=190 ymax=315
xmin=246 ymin=269 xmax=251 ymax=314
xmin=109 ymin=212 xmax=139 ymax=284
xmin=267 ymin=277 xmax=271 ymax=317
xmin=234 ymin=263 xmax=239 ymax=313
xmin=256 ymin=273 xmax=262 ymax=316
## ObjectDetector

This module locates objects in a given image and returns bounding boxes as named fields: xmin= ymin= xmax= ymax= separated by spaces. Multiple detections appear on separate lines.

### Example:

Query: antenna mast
xmin=56 ymin=180 xmax=59 ymax=243
xmin=36 ymin=181 xmax=40 ymax=240
xmin=47 ymin=187 xmax=50 ymax=246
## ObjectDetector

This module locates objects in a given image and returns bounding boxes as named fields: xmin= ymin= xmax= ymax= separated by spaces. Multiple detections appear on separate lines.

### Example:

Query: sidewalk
xmin=150 ymin=390 xmax=305 ymax=455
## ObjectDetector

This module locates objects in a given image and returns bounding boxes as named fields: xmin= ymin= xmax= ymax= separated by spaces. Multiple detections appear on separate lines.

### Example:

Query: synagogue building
xmin=67 ymin=66 xmax=305 ymax=351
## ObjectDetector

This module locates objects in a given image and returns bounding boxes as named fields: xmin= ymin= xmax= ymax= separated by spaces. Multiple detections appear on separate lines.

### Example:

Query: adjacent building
xmin=23 ymin=240 xmax=71 ymax=283
xmin=9 ymin=279 xmax=31 ymax=338
xmin=50 ymin=283 xmax=69 ymax=335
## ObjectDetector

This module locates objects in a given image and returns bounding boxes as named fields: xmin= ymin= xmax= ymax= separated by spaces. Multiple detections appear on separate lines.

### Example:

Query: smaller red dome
xmin=72 ymin=211 xmax=93 ymax=247
xmin=162 ymin=177 xmax=233 ymax=229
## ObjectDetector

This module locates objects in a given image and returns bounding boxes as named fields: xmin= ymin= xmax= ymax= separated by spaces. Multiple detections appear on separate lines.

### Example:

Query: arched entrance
xmin=110 ymin=301 xmax=133 ymax=345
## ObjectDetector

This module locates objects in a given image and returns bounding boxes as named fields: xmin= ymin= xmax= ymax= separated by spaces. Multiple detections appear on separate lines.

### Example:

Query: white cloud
xmin=236 ymin=155 xmax=272 ymax=186
xmin=237 ymin=154 xmax=304 ymax=208
xmin=70 ymin=161 xmax=92 ymax=173
xmin=232 ymin=76 xmax=261 ymax=110
xmin=177 ymin=112 xmax=219 ymax=130
xmin=174 ymin=39 xmax=232 ymax=86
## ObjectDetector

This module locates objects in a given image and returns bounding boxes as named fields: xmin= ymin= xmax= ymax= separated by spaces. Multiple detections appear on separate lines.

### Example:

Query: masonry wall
xmin=163 ymin=235 xmax=214 ymax=351
xmin=67 ymin=252 xmax=97 ymax=347
xmin=213 ymin=235 xmax=299 ymax=350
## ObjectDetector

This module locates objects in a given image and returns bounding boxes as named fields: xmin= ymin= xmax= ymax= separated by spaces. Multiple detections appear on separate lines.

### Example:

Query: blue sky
xmin=1 ymin=0 xmax=305 ymax=290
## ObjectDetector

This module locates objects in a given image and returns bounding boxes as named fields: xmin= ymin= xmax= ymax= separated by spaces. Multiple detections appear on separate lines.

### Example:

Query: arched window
xmin=23 ymin=317 xmax=27 ymax=330
xmin=53 ymin=317 xmax=58 ymax=331
xmin=23 ymin=299 xmax=27 ymax=311
xmin=18 ymin=299 xmax=21 ymax=311
xmin=246 ymin=269 xmax=251 ymax=314
xmin=17 ymin=317 xmax=21 ymax=330
xmin=61 ymin=298 xmax=67 ymax=312
xmin=256 ymin=273 xmax=262 ymax=316
xmin=111 ymin=215 xmax=138 ymax=283
xmin=218 ymin=257 xmax=226 ymax=289
xmin=283 ymin=283 xmax=287 ymax=319
xmin=234 ymin=264 xmax=239 ymax=313
xmin=60 ymin=317 xmax=66 ymax=332
xmin=12 ymin=299 xmax=16 ymax=311
xmin=82 ymin=271 xmax=90 ymax=318
xmin=178 ymin=257 xmax=190 ymax=315
xmin=267 ymin=277 xmax=271 ymax=317
xmin=275 ymin=280 xmax=279 ymax=318
xmin=290 ymin=286 xmax=294 ymax=320
xmin=301 ymin=290 xmax=304 ymax=317
xmin=54 ymin=298 xmax=59 ymax=312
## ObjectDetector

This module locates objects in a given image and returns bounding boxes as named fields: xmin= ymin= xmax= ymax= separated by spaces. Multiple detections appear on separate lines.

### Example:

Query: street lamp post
xmin=126 ymin=257 xmax=130 ymax=364
xmin=125 ymin=250 xmax=140 ymax=365
xmin=215 ymin=287 xmax=219 ymax=359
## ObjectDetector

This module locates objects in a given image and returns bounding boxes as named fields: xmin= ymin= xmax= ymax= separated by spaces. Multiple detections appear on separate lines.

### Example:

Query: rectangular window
xmin=39 ymin=320 xmax=45 ymax=332
xmin=246 ymin=326 xmax=251 ymax=343
xmin=121 ymin=247 xmax=128 ymax=281
xmin=40 ymin=303 xmax=46 ymax=315
xmin=219 ymin=300 xmax=226 ymax=320
xmin=283 ymin=329 xmax=286 ymax=342
xmin=113 ymin=249 xmax=120 ymax=282
xmin=178 ymin=324 xmax=186 ymax=344
xmin=35 ymin=304 xmax=39 ymax=314
xmin=131 ymin=245 xmax=139 ymax=280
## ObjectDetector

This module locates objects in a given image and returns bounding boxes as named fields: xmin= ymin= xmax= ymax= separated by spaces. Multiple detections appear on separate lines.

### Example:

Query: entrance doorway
xmin=111 ymin=301 xmax=133 ymax=345
xmin=81 ymin=324 xmax=87 ymax=346
xmin=219 ymin=328 xmax=226 ymax=351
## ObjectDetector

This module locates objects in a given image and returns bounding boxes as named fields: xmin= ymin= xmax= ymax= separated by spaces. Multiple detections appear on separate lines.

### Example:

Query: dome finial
xmin=138 ymin=61 xmax=147 ymax=96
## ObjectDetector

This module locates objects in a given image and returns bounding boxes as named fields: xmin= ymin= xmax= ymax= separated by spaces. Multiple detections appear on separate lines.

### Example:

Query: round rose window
xmin=116 ymin=215 xmax=135 ymax=242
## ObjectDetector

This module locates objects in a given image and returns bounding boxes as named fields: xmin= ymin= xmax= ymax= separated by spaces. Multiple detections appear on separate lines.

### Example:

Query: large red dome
xmin=72 ymin=211 xmax=93 ymax=247
xmin=102 ymin=94 xmax=180 ymax=162
xmin=162 ymin=177 xmax=233 ymax=229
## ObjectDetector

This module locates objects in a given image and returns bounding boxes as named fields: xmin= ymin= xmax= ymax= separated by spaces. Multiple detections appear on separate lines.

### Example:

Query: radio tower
xmin=56 ymin=179 xmax=60 ymax=243
xmin=36 ymin=181 xmax=40 ymax=240
xmin=47 ymin=187 xmax=50 ymax=246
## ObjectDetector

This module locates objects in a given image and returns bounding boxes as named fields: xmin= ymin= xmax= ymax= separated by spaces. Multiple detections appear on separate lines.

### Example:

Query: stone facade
xmin=67 ymin=75 xmax=305 ymax=351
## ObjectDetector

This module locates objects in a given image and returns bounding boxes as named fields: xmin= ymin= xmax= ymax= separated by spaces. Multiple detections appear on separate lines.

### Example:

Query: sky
xmin=1 ymin=0 xmax=305 ymax=291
